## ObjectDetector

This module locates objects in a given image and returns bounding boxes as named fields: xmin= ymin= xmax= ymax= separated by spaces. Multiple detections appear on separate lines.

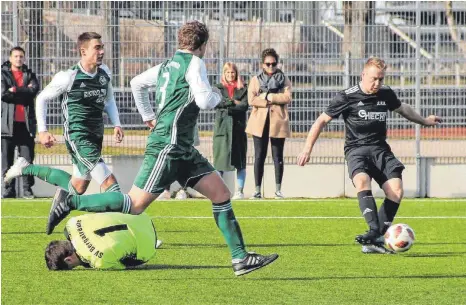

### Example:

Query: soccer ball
xmin=384 ymin=224 xmax=415 ymax=253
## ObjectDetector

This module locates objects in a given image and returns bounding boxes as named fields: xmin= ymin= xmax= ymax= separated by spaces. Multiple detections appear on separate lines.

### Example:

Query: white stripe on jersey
xmin=345 ymin=85 xmax=359 ymax=95
xmin=170 ymin=90 xmax=195 ymax=145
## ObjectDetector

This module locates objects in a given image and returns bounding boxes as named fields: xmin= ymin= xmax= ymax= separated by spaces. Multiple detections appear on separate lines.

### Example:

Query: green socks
xmin=105 ymin=182 xmax=121 ymax=192
xmin=22 ymin=165 xmax=72 ymax=191
xmin=212 ymin=201 xmax=247 ymax=260
xmin=68 ymin=192 xmax=131 ymax=214
xmin=22 ymin=164 xmax=122 ymax=194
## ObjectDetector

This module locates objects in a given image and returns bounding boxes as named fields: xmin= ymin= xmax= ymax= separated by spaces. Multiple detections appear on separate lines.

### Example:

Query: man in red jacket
xmin=1 ymin=46 xmax=39 ymax=199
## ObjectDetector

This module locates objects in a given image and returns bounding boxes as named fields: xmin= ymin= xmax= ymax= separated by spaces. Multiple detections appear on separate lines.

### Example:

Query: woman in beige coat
xmin=245 ymin=48 xmax=292 ymax=199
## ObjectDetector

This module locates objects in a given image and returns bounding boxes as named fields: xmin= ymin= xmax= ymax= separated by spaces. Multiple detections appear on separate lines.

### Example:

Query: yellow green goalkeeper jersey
xmin=64 ymin=212 xmax=157 ymax=269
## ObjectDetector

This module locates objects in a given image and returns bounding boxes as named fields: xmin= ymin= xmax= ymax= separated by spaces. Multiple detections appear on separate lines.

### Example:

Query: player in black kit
xmin=297 ymin=57 xmax=442 ymax=253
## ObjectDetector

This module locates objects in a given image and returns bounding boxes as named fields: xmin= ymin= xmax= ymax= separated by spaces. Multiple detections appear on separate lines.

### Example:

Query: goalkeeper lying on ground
xmin=45 ymin=212 xmax=157 ymax=270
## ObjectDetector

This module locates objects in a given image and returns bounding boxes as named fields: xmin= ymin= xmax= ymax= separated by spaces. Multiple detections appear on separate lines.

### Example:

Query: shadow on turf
xmin=416 ymin=242 xmax=466 ymax=245
xmin=404 ymin=252 xmax=466 ymax=258
xmin=127 ymin=264 xmax=230 ymax=271
xmin=167 ymin=243 xmax=353 ymax=248
xmin=250 ymin=274 xmax=466 ymax=281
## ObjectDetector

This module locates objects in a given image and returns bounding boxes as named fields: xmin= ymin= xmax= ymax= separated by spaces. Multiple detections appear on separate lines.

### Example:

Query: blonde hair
xmin=364 ymin=57 xmax=387 ymax=71
xmin=221 ymin=62 xmax=244 ymax=89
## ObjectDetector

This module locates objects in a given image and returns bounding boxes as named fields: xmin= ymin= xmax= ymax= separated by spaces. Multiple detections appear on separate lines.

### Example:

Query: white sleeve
xmin=99 ymin=64 xmax=111 ymax=77
xmin=185 ymin=57 xmax=221 ymax=110
xmin=35 ymin=71 xmax=74 ymax=132
xmin=130 ymin=64 xmax=162 ymax=122
xmin=104 ymin=82 xmax=121 ymax=127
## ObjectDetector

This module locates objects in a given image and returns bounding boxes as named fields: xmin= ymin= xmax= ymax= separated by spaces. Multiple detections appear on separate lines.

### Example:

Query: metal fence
xmin=2 ymin=1 xmax=465 ymax=167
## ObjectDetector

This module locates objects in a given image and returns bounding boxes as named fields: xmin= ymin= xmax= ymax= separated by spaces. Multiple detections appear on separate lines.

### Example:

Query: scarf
xmin=223 ymin=81 xmax=237 ymax=99
xmin=257 ymin=69 xmax=286 ymax=94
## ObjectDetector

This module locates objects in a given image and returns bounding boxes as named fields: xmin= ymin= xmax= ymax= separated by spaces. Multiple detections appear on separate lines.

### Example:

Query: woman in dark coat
xmin=213 ymin=62 xmax=248 ymax=199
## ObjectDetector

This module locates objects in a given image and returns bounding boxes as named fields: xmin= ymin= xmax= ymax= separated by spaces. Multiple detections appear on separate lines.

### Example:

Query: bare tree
xmin=342 ymin=1 xmax=368 ymax=59
xmin=445 ymin=1 xmax=466 ymax=58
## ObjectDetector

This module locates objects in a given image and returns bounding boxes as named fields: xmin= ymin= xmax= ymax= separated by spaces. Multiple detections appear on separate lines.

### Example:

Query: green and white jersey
xmin=36 ymin=62 xmax=121 ymax=140
xmin=64 ymin=212 xmax=156 ymax=270
xmin=130 ymin=50 xmax=221 ymax=149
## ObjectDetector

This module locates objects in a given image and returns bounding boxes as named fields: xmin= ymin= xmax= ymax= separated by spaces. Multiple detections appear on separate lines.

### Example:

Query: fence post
xmin=415 ymin=1 xmax=422 ymax=197
xmin=13 ymin=1 xmax=18 ymax=46
xmin=400 ymin=63 xmax=405 ymax=89
xmin=120 ymin=57 xmax=125 ymax=89
xmin=344 ymin=52 xmax=350 ymax=89
xmin=218 ymin=1 xmax=225 ymax=84
xmin=455 ymin=62 xmax=460 ymax=87
xmin=56 ymin=1 xmax=60 ymax=61
xmin=427 ymin=63 xmax=433 ymax=86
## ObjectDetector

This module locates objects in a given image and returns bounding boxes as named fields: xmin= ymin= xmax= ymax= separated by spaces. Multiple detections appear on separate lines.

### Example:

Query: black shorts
xmin=346 ymin=146 xmax=405 ymax=188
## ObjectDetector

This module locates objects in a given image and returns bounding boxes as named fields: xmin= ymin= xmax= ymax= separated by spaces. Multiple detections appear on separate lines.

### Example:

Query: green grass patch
xmin=1 ymin=198 xmax=465 ymax=305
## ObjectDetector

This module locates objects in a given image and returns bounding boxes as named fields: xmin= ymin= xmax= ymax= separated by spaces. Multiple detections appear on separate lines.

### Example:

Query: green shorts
xmin=65 ymin=135 xmax=103 ymax=176
xmin=134 ymin=143 xmax=215 ymax=194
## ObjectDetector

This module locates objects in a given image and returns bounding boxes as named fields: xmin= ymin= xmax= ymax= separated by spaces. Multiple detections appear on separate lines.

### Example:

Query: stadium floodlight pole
xmin=415 ymin=1 xmax=422 ymax=197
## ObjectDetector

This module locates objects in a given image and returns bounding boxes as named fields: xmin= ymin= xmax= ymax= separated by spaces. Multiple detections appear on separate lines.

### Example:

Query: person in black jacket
xmin=1 ymin=46 xmax=39 ymax=198
xmin=213 ymin=62 xmax=248 ymax=199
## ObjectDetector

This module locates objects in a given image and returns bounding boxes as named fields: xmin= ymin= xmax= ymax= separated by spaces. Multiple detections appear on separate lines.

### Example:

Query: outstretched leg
xmin=193 ymin=172 xmax=278 ymax=276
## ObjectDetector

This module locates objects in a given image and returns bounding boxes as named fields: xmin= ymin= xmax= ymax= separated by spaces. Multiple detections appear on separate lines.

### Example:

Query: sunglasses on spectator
xmin=264 ymin=62 xmax=277 ymax=67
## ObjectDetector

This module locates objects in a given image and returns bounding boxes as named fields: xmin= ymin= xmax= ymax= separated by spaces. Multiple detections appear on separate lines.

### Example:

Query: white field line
xmin=2 ymin=216 xmax=466 ymax=220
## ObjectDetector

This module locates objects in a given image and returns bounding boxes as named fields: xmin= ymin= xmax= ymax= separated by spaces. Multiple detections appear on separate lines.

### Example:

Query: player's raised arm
xmin=186 ymin=56 xmax=221 ymax=110
xmin=297 ymin=92 xmax=348 ymax=166
xmin=393 ymin=103 xmax=442 ymax=126
xmin=130 ymin=64 xmax=162 ymax=126
xmin=297 ymin=112 xmax=333 ymax=166
xmin=35 ymin=71 xmax=73 ymax=147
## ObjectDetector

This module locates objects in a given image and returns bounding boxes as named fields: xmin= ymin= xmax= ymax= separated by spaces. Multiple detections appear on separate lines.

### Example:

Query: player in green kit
xmin=45 ymin=212 xmax=156 ymax=270
xmin=4 ymin=32 xmax=124 ymax=195
xmin=46 ymin=21 xmax=278 ymax=276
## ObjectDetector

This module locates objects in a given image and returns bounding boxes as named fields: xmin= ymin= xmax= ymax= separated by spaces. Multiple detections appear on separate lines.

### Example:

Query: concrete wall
xmin=29 ymin=156 xmax=466 ymax=198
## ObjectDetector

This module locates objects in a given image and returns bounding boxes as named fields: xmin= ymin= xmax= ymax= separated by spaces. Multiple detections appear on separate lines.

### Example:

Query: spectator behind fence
xmin=245 ymin=48 xmax=292 ymax=199
xmin=1 ymin=46 xmax=39 ymax=199
xmin=213 ymin=62 xmax=248 ymax=200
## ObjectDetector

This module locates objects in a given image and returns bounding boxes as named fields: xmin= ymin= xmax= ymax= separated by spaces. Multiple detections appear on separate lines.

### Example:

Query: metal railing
xmin=2 ymin=1 xmax=465 ymax=192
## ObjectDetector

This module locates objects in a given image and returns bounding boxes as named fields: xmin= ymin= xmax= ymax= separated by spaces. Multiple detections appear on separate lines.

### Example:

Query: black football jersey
xmin=325 ymin=84 xmax=402 ymax=153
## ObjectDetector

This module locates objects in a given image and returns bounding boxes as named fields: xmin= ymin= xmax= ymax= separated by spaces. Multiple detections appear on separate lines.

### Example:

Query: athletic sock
xmin=236 ymin=168 xmax=246 ymax=193
xmin=357 ymin=190 xmax=380 ymax=232
xmin=22 ymin=165 xmax=71 ymax=191
xmin=68 ymin=192 xmax=132 ymax=213
xmin=212 ymin=200 xmax=247 ymax=260
xmin=255 ymin=185 xmax=261 ymax=194
xmin=378 ymin=198 xmax=400 ymax=234
xmin=104 ymin=182 xmax=121 ymax=193
xmin=276 ymin=183 xmax=281 ymax=192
